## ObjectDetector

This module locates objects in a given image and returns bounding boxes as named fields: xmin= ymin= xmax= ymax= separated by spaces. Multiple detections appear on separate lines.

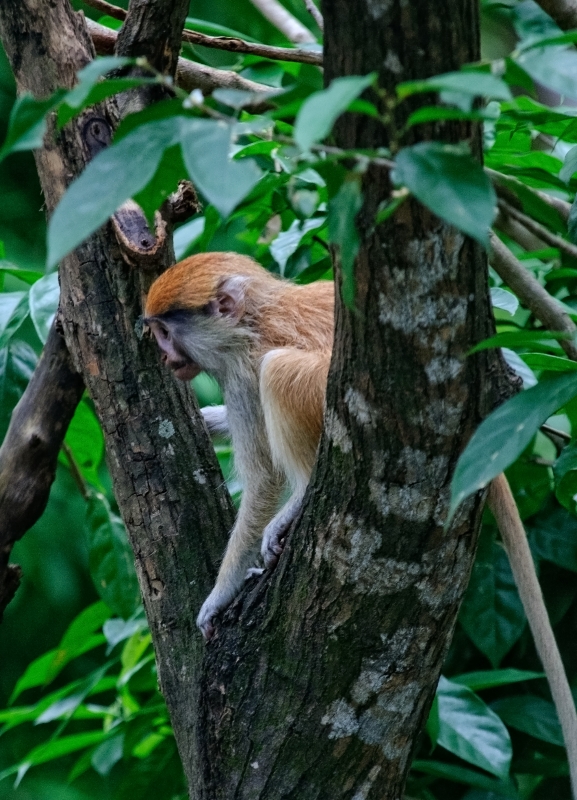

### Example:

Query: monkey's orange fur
xmin=145 ymin=252 xmax=334 ymax=638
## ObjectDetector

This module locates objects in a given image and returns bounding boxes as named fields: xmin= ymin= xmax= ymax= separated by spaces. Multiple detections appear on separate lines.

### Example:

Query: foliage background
xmin=1 ymin=0 xmax=577 ymax=798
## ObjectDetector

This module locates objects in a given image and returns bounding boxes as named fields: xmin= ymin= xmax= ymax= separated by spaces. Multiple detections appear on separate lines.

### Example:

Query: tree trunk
xmin=0 ymin=0 xmax=232 ymax=788
xmin=0 ymin=0 xmax=516 ymax=798
xmin=192 ymin=1 xmax=514 ymax=798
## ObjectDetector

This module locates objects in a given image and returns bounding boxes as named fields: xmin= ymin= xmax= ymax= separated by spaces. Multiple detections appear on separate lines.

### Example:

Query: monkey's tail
xmin=488 ymin=473 xmax=577 ymax=800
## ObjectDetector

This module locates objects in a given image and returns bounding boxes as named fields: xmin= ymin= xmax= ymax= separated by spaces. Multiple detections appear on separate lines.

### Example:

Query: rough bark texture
xmin=192 ymin=1 xmax=515 ymax=798
xmin=0 ymin=323 xmax=84 ymax=619
xmin=0 ymin=0 xmax=517 ymax=798
xmin=0 ymin=0 xmax=232 ymax=789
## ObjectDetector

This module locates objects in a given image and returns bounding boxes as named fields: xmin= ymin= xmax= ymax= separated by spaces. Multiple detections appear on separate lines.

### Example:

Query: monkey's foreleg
xmin=488 ymin=474 xmax=577 ymax=799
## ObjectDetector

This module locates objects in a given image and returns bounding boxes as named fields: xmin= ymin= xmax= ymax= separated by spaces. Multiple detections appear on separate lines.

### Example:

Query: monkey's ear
xmin=210 ymin=276 xmax=246 ymax=321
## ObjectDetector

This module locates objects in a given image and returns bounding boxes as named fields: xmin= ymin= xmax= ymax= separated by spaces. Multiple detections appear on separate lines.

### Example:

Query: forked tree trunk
xmin=0 ymin=0 xmax=515 ymax=797
xmin=192 ymin=1 xmax=514 ymax=798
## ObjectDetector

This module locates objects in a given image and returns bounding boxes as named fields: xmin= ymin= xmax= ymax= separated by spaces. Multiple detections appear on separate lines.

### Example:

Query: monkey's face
xmin=146 ymin=318 xmax=202 ymax=381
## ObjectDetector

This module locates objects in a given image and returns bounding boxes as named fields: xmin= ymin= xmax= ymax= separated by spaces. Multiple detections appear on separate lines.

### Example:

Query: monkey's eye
xmin=156 ymin=324 xmax=169 ymax=339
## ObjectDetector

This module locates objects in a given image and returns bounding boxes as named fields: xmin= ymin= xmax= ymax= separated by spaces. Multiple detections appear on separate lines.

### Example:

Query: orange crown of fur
xmin=145 ymin=253 xmax=269 ymax=317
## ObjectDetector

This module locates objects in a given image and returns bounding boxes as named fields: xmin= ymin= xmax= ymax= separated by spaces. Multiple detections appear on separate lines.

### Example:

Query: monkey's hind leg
xmin=259 ymin=348 xmax=330 ymax=568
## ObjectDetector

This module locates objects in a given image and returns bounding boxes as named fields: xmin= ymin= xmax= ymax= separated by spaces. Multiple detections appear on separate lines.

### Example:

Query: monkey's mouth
xmin=170 ymin=359 xmax=202 ymax=381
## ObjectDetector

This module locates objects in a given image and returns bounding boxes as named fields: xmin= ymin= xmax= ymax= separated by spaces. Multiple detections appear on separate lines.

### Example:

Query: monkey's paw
xmin=261 ymin=517 xmax=290 ymax=569
xmin=196 ymin=590 xmax=230 ymax=641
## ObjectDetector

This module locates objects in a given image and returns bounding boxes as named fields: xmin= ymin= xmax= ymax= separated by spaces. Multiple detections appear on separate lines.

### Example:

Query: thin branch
xmin=494 ymin=211 xmax=548 ymax=252
xmin=0 ymin=323 xmax=85 ymax=620
xmin=304 ymin=0 xmax=324 ymax=31
xmin=181 ymin=29 xmax=322 ymax=66
xmin=62 ymin=442 xmax=89 ymax=500
xmin=533 ymin=0 xmax=577 ymax=31
xmin=82 ymin=0 xmax=322 ymax=64
xmin=541 ymin=422 xmax=572 ymax=442
xmin=486 ymin=166 xmax=571 ymax=223
xmin=86 ymin=19 xmax=279 ymax=105
xmin=82 ymin=0 xmax=125 ymax=19
xmin=489 ymin=231 xmax=577 ymax=360
xmin=498 ymin=198 xmax=577 ymax=260
xmin=248 ymin=0 xmax=316 ymax=43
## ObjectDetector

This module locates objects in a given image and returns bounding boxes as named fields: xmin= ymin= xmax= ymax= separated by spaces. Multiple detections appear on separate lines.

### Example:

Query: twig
xmin=486 ymin=166 xmax=571 ymax=223
xmin=248 ymin=0 xmax=316 ymax=43
xmin=498 ymin=199 xmax=577 ymax=260
xmin=62 ymin=442 xmax=89 ymax=500
xmin=533 ymin=0 xmax=577 ymax=31
xmin=87 ymin=19 xmax=279 ymax=105
xmin=82 ymin=0 xmax=322 ymax=64
xmin=304 ymin=0 xmax=324 ymax=31
xmin=541 ymin=423 xmax=572 ymax=442
xmin=494 ymin=211 xmax=548 ymax=252
xmin=181 ymin=29 xmax=322 ymax=66
xmin=82 ymin=0 xmax=125 ymax=19
xmin=488 ymin=231 xmax=577 ymax=360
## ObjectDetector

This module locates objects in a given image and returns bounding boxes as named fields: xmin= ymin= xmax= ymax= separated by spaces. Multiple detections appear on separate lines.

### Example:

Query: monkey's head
xmin=144 ymin=253 xmax=268 ymax=381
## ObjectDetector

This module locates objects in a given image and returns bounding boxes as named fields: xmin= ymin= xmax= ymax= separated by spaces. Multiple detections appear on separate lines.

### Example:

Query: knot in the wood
xmin=112 ymin=200 xmax=167 ymax=269
xmin=82 ymin=116 xmax=113 ymax=158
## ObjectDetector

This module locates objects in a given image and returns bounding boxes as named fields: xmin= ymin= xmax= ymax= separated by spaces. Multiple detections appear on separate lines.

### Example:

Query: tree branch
xmin=86 ymin=18 xmax=286 ymax=102
xmin=486 ymin=167 xmax=571 ymax=223
xmin=82 ymin=0 xmax=323 ymax=65
xmin=0 ymin=5 xmax=233 ymax=798
xmin=248 ymin=0 xmax=316 ymax=43
xmin=534 ymin=0 xmax=577 ymax=31
xmin=489 ymin=231 xmax=577 ymax=360
xmin=0 ymin=322 xmax=84 ymax=620
xmin=498 ymin=198 xmax=577 ymax=259
xmin=304 ymin=0 xmax=324 ymax=31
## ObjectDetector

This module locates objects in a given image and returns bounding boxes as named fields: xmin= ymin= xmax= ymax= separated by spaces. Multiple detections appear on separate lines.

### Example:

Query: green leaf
xmin=375 ymin=192 xmax=408 ymax=226
xmin=270 ymin=216 xmax=325 ymax=273
xmin=47 ymin=118 xmax=179 ymax=268
xmin=0 ymin=292 xmax=29 ymax=348
xmin=134 ymin=144 xmax=186 ymax=225
xmin=491 ymin=287 xmax=518 ymax=316
xmin=91 ymin=734 xmax=124 ymax=776
xmin=0 ymin=263 xmax=43 ymax=285
xmin=0 ymin=91 xmax=64 ymax=161
xmin=553 ymin=441 xmax=577 ymax=515
xmin=0 ymin=341 xmax=37 ymax=442
xmin=492 ymin=695 xmax=565 ymax=746
xmin=103 ymin=616 xmax=147 ymax=651
xmin=392 ymin=142 xmax=496 ymax=246
xmin=29 ymin=271 xmax=59 ymax=343
xmin=294 ymin=73 xmax=376 ymax=152
xmin=407 ymin=107 xmax=494 ymax=128
xmin=561 ymin=144 xmax=577 ymax=184
xmin=488 ymin=172 xmax=566 ymax=234
xmin=459 ymin=535 xmax=525 ymax=666
xmin=502 ymin=348 xmax=537 ymax=389
xmin=469 ymin=330 xmax=569 ymax=354
xmin=451 ymin=668 xmax=545 ymax=691
xmin=529 ymin=505 xmax=577 ymax=572
xmin=179 ymin=118 xmax=262 ymax=218
xmin=328 ymin=177 xmax=363 ymax=308
xmin=397 ymin=71 xmax=512 ymax=101
xmin=449 ymin=372 xmax=577 ymax=520
xmin=63 ymin=399 xmax=105 ymax=488
xmin=432 ymin=676 xmax=512 ymax=779
xmin=411 ymin=760 xmax=517 ymax=796
xmin=0 ymin=731 xmax=107 ymax=782
xmin=522 ymin=353 xmax=577 ymax=372
xmin=86 ymin=493 xmax=140 ymax=619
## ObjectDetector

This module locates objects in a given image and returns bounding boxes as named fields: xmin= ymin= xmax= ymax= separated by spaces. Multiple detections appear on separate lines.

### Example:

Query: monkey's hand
xmin=261 ymin=497 xmax=302 ymax=569
xmin=200 ymin=405 xmax=229 ymax=437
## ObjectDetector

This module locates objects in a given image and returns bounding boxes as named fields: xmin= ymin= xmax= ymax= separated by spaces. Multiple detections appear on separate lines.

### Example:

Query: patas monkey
xmin=144 ymin=252 xmax=333 ymax=639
